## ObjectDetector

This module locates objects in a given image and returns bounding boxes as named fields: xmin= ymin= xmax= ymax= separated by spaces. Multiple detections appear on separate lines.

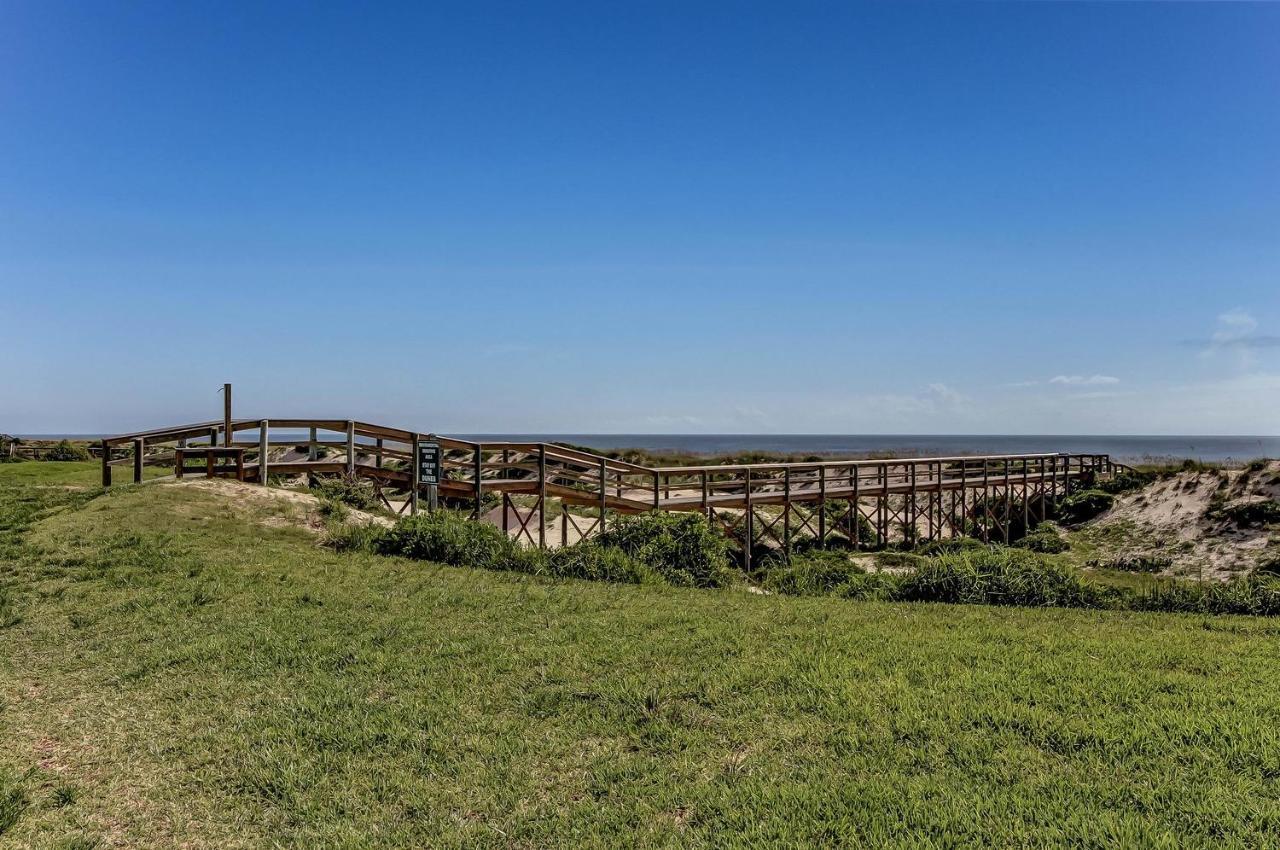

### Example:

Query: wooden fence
xmin=101 ymin=418 xmax=1126 ymax=566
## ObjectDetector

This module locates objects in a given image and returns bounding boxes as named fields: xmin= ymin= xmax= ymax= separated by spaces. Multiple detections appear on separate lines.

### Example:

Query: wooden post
xmin=744 ymin=468 xmax=753 ymax=572
xmin=1021 ymin=459 xmax=1030 ymax=533
xmin=1003 ymin=460 xmax=1012 ymax=544
xmin=599 ymin=458 xmax=608 ymax=536
xmin=817 ymin=466 xmax=827 ymax=547
xmin=309 ymin=427 xmax=318 ymax=461
xmin=410 ymin=435 xmax=420 ymax=516
xmin=783 ymin=467 xmax=792 ymax=560
xmin=101 ymin=440 xmax=111 ymax=487
xmin=700 ymin=470 xmax=709 ymax=519
xmin=222 ymin=383 xmax=232 ymax=447
xmin=981 ymin=461 xmax=991 ymax=542
xmin=538 ymin=445 xmax=547 ymax=550
xmin=909 ymin=463 xmax=918 ymax=546
xmin=877 ymin=463 xmax=887 ymax=548
xmin=936 ymin=462 xmax=944 ymax=541
xmin=259 ymin=420 xmax=269 ymax=486
xmin=376 ymin=438 xmax=384 ymax=469
xmin=652 ymin=472 xmax=660 ymax=510
xmin=473 ymin=446 xmax=483 ymax=519
xmin=852 ymin=465 xmax=861 ymax=548
xmin=133 ymin=438 xmax=144 ymax=483
xmin=346 ymin=421 xmax=355 ymax=475
xmin=502 ymin=493 xmax=510 ymax=534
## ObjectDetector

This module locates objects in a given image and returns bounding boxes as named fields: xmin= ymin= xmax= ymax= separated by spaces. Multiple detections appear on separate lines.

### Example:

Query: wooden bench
xmin=174 ymin=446 xmax=246 ymax=481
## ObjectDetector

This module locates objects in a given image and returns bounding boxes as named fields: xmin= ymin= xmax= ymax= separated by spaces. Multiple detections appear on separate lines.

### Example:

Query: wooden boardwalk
xmin=101 ymin=416 xmax=1127 ymax=564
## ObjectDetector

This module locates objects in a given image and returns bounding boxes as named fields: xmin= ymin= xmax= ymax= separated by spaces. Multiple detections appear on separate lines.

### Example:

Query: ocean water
xmin=19 ymin=433 xmax=1280 ymax=464
xmin=460 ymin=434 xmax=1280 ymax=464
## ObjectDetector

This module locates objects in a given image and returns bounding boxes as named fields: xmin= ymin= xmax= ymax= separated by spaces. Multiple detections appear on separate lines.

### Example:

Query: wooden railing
xmin=101 ymin=418 xmax=1122 ymax=561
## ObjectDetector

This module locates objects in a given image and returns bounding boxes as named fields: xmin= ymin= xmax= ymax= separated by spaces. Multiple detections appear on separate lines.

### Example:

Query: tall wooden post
xmin=309 ymin=427 xmax=318 ymax=461
xmin=1021 ymin=459 xmax=1030 ymax=533
xmin=817 ymin=466 xmax=827 ymax=547
xmin=599 ymin=458 xmax=608 ymax=536
xmin=133 ymin=438 xmax=144 ymax=483
xmin=101 ymin=440 xmax=111 ymax=487
xmin=473 ymin=446 xmax=483 ymax=519
xmin=783 ymin=467 xmax=792 ymax=560
xmin=376 ymin=438 xmax=384 ymax=469
xmin=852 ymin=464 xmax=861 ymax=548
xmin=877 ymin=463 xmax=887 ymax=548
xmin=259 ymin=420 xmax=269 ymax=486
xmin=345 ymin=421 xmax=355 ymax=475
xmin=981 ymin=461 xmax=991 ymax=542
xmin=222 ymin=383 xmax=231 ymax=447
xmin=538 ymin=445 xmax=547 ymax=550
xmin=1003 ymin=460 xmax=1012 ymax=544
xmin=743 ymin=468 xmax=753 ymax=571
xmin=410 ymin=435 xmax=420 ymax=516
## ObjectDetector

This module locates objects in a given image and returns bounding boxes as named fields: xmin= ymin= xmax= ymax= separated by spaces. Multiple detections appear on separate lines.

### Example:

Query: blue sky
xmin=2 ymin=1 xmax=1278 ymax=435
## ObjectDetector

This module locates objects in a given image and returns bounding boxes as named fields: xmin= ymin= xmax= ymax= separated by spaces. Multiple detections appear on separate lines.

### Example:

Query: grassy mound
xmin=4 ymin=464 xmax=1280 ymax=846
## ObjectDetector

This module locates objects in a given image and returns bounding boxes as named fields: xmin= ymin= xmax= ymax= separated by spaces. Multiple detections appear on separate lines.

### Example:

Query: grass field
xmin=2 ymin=463 xmax=1279 ymax=847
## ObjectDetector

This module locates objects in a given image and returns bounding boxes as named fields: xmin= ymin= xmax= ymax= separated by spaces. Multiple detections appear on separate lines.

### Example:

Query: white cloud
xmin=1212 ymin=308 xmax=1258 ymax=345
xmin=1049 ymin=375 xmax=1120 ymax=386
xmin=1197 ymin=309 xmax=1280 ymax=367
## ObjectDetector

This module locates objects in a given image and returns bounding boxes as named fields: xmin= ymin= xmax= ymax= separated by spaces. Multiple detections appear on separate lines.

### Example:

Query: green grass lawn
xmin=2 ymin=463 xmax=1279 ymax=847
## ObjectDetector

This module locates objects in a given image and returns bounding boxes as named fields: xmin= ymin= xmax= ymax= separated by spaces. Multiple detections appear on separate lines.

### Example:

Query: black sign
xmin=416 ymin=441 xmax=442 ymax=485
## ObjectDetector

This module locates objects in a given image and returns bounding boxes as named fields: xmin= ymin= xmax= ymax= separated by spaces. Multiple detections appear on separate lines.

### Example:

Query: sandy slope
xmin=1078 ymin=461 xmax=1280 ymax=580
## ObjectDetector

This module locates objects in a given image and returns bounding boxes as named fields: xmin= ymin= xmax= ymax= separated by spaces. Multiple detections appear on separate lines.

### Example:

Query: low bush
xmin=1136 ymin=575 xmax=1280 ymax=617
xmin=370 ymin=511 xmax=686 ymax=586
xmin=1097 ymin=470 xmax=1157 ymax=495
xmin=1091 ymin=554 xmax=1171 ymax=573
xmin=758 ymin=550 xmax=864 ymax=596
xmin=1058 ymin=489 xmax=1114 ymax=524
xmin=377 ymin=510 xmax=516 ymax=570
xmin=895 ymin=549 xmax=1111 ymax=609
xmin=312 ymin=474 xmax=382 ymax=512
xmin=915 ymin=537 xmax=992 ymax=557
xmin=327 ymin=521 xmax=386 ymax=553
xmin=1014 ymin=523 xmax=1069 ymax=554
xmin=545 ymin=543 xmax=659 ymax=584
xmin=1256 ymin=556 xmax=1280 ymax=578
xmin=600 ymin=512 xmax=733 ymax=588
xmin=45 ymin=440 xmax=90 ymax=462
xmin=1213 ymin=499 xmax=1280 ymax=529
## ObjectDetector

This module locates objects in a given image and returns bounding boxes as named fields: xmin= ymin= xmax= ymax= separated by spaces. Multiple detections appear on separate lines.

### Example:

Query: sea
xmin=462 ymin=434 xmax=1279 ymax=465
xmin=20 ymin=434 xmax=1280 ymax=465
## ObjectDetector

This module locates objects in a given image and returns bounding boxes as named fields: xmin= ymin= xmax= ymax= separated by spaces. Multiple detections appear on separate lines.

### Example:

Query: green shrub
xmin=1214 ymin=499 xmax=1280 ymax=529
xmin=600 ymin=512 xmax=733 ymax=588
xmin=1058 ymin=489 xmax=1114 ymax=524
xmin=759 ymin=550 xmax=864 ymax=596
xmin=312 ymin=475 xmax=381 ymax=512
xmin=1136 ymin=576 xmax=1280 ymax=617
xmin=377 ymin=510 xmax=517 ymax=570
xmin=545 ymin=543 xmax=659 ymax=584
xmin=1097 ymin=470 xmax=1156 ymax=494
xmin=1091 ymin=554 xmax=1170 ymax=573
xmin=895 ymin=549 xmax=1110 ymax=609
xmin=915 ymin=537 xmax=992 ymax=557
xmin=45 ymin=440 xmax=90 ymax=462
xmin=327 ymin=521 xmax=386 ymax=553
xmin=1256 ymin=556 xmax=1280 ymax=578
xmin=1014 ymin=523 xmax=1069 ymax=554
